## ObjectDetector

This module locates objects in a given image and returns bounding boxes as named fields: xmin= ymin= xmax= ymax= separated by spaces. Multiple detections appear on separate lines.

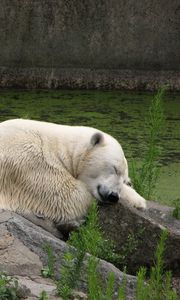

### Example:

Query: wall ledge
xmin=0 ymin=67 xmax=179 ymax=91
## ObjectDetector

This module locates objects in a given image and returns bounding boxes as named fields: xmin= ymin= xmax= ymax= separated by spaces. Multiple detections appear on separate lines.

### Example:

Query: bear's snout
xmin=97 ymin=185 xmax=119 ymax=204
xmin=107 ymin=191 xmax=119 ymax=203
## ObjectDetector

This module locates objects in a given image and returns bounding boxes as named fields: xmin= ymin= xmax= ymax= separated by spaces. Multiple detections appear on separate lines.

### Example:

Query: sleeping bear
xmin=0 ymin=119 xmax=146 ymax=224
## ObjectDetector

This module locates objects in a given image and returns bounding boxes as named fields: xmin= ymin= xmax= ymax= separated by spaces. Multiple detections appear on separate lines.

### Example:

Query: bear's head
xmin=78 ymin=132 xmax=130 ymax=204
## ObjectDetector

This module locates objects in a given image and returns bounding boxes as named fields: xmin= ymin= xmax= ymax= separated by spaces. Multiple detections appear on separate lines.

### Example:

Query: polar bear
xmin=0 ymin=119 xmax=146 ymax=224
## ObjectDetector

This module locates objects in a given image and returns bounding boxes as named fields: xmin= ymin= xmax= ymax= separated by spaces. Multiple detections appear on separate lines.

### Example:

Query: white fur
xmin=0 ymin=119 xmax=146 ymax=223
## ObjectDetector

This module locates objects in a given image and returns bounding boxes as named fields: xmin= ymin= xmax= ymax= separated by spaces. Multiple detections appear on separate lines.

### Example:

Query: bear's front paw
xmin=133 ymin=196 xmax=147 ymax=209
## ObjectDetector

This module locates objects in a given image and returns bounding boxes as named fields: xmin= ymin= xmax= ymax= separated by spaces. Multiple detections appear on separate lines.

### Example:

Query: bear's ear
xmin=90 ymin=132 xmax=104 ymax=146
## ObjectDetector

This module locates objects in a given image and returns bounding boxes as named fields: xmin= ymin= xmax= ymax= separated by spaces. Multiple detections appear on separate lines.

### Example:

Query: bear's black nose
xmin=98 ymin=185 xmax=119 ymax=204
xmin=107 ymin=192 xmax=119 ymax=203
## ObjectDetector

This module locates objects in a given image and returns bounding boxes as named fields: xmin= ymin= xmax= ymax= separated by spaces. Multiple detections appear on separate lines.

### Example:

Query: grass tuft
xmin=0 ymin=272 xmax=19 ymax=300
xmin=172 ymin=199 xmax=180 ymax=220
xmin=39 ymin=290 xmax=49 ymax=300
xmin=131 ymin=87 xmax=166 ymax=199
xmin=41 ymin=244 xmax=56 ymax=279
xmin=87 ymin=256 xmax=103 ymax=300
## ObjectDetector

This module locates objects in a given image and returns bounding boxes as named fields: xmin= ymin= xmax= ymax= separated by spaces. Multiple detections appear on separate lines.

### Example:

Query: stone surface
xmin=0 ymin=210 xmax=137 ymax=300
xmin=17 ymin=276 xmax=56 ymax=297
xmin=0 ymin=0 xmax=179 ymax=70
xmin=0 ymin=223 xmax=42 ymax=276
xmin=99 ymin=200 xmax=180 ymax=275
xmin=0 ymin=0 xmax=179 ymax=90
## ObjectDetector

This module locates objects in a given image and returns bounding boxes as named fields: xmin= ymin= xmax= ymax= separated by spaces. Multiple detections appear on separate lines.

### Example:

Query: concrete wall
xmin=0 ymin=0 xmax=180 ymax=90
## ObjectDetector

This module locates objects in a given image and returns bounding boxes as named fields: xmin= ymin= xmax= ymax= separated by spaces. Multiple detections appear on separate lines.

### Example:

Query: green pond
xmin=0 ymin=90 xmax=179 ymax=206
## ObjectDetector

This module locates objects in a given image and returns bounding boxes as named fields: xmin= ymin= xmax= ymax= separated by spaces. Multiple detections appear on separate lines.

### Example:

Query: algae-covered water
xmin=0 ymin=90 xmax=179 ymax=206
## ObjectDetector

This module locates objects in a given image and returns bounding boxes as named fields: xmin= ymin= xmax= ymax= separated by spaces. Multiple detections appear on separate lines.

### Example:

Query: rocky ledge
xmin=0 ymin=198 xmax=180 ymax=299
xmin=0 ymin=210 xmax=136 ymax=299
xmin=99 ymin=200 xmax=180 ymax=275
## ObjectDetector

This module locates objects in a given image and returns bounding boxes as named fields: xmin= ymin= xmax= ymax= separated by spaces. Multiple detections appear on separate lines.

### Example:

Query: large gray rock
xmin=99 ymin=200 xmax=180 ymax=275
xmin=0 ymin=210 xmax=137 ymax=300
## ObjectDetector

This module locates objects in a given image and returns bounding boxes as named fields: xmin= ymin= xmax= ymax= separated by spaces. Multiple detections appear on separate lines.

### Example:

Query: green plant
xmin=41 ymin=244 xmax=79 ymax=299
xmin=87 ymin=256 xmax=119 ymax=300
xmin=136 ymin=267 xmax=149 ymax=300
xmin=87 ymin=256 xmax=103 ymax=300
xmin=41 ymin=244 xmax=56 ymax=279
xmin=39 ymin=290 xmax=49 ymax=300
xmin=56 ymin=249 xmax=85 ymax=299
xmin=0 ymin=272 xmax=19 ymax=300
xmin=153 ymin=229 xmax=168 ymax=295
xmin=105 ymin=272 xmax=115 ymax=300
xmin=172 ymin=199 xmax=180 ymax=220
xmin=86 ymin=258 xmax=128 ymax=300
xmin=131 ymin=87 xmax=166 ymax=199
